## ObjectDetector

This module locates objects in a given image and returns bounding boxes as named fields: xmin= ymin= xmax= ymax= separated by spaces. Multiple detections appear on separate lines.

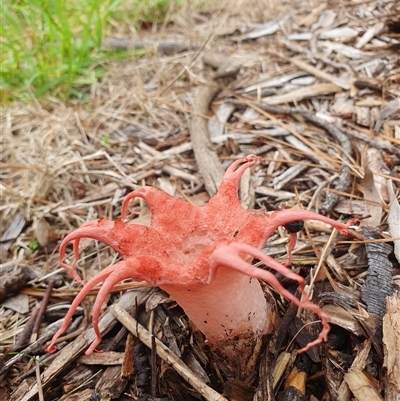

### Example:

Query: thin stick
xmin=31 ymin=280 xmax=55 ymax=343
xmin=15 ymin=305 xmax=39 ymax=348
xmin=110 ymin=305 xmax=228 ymax=401
xmin=151 ymin=335 xmax=157 ymax=397
xmin=35 ymin=361 xmax=44 ymax=401
xmin=307 ymin=228 xmax=340 ymax=296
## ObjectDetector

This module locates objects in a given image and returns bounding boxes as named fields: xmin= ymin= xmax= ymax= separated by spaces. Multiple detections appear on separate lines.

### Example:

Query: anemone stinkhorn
xmin=46 ymin=155 xmax=357 ymax=370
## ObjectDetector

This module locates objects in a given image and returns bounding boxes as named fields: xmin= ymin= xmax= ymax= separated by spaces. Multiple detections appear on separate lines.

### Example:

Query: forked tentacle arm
xmin=265 ymin=209 xmax=359 ymax=238
xmin=45 ymin=261 xmax=119 ymax=353
xmin=215 ymin=155 xmax=258 ymax=199
xmin=59 ymin=238 xmax=85 ymax=284
xmin=47 ymin=256 xmax=162 ymax=355
xmin=210 ymin=240 xmax=330 ymax=353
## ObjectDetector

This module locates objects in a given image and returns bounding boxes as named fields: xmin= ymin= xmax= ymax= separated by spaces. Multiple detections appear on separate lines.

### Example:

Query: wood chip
xmin=262 ymin=83 xmax=343 ymax=105
xmin=344 ymin=368 xmax=383 ymax=401
xmin=233 ymin=16 xmax=289 ymax=40
xmin=362 ymin=165 xmax=383 ymax=227
xmin=319 ymin=27 xmax=359 ymax=41
xmin=321 ymin=304 xmax=365 ymax=337
xmin=78 ymin=352 xmax=124 ymax=366
xmin=284 ymin=57 xmax=350 ymax=90
xmin=355 ymin=22 xmax=385 ymax=49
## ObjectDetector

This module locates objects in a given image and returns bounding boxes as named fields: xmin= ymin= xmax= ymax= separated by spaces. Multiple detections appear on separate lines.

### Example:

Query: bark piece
xmin=254 ymin=303 xmax=298 ymax=401
xmin=121 ymin=333 xmax=135 ymax=379
xmin=383 ymin=295 xmax=400 ymax=400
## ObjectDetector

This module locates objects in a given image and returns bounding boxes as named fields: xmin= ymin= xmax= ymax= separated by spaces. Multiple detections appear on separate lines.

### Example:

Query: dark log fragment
xmin=92 ymin=365 xmax=127 ymax=401
xmin=134 ymin=342 xmax=151 ymax=389
xmin=59 ymin=387 xmax=93 ymax=400
xmin=278 ymin=386 xmax=307 ymax=401
xmin=288 ymin=317 xmax=320 ymax=363
xmin=160 ymin=364 xmax=201 ymax=401
xmin=254 ymin=302 xmax=298 ymax=401
xmin=63 ymin=365 xmax=98 ymax=394
xmin=360 ymin=227 xmax=394 ymax=336
xmin=137 ymin=395 xmax=169 ymax=401
xmin=223 ymin=379 xmax=255 ymax=401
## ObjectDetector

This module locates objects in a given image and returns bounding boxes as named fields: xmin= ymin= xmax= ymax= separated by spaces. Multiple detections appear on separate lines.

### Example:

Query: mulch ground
xmin=1 ymin=1 xmax=400 ymax=400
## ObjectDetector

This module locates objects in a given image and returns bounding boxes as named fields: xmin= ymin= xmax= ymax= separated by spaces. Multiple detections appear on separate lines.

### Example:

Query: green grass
xmin=0 ymin=0 xmax=184 ymax=103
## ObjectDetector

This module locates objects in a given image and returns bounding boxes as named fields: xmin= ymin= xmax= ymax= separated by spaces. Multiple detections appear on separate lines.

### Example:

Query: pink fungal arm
xmin=209 ymin=240 xmax=330 ymax=353
xmin=46 ymin=155 xmax=357 ymax=359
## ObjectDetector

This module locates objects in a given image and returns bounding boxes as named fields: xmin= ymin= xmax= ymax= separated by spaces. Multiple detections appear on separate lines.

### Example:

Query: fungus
xmin=46 ymin=155 xmax=357 ymax=370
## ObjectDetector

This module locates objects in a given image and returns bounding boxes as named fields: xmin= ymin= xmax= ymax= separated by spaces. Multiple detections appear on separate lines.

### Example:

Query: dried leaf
xmin=362 ymin=166 xmax=383 ymax=227
xmin=344 ymin=368 xmax=383 ymax=401
xmin=0 ymin=213 xmax=26 ymax=262
xmin=35 ymin=217 xmax=50 ymax=247
xmin=367 ymin=148 xmax=390 ymax=201
xmin=273 ymin=352 xmax=291 ymax=390
xmin=2 ymin=293 xmax=30 ymax=314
